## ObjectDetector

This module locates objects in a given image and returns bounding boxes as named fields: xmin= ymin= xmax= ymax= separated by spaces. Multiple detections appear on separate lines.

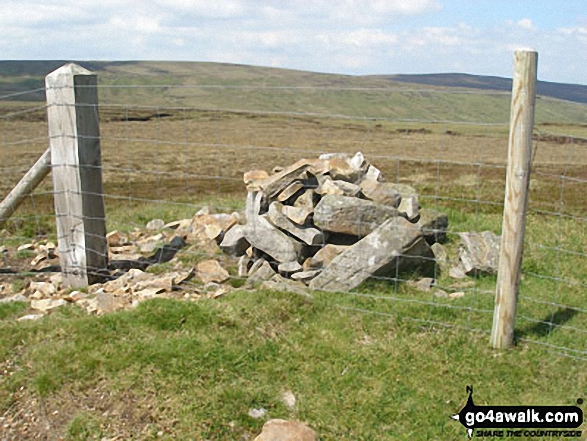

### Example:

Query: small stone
xmin=196 ymin=260 xmax=230 ymax=284
xmin=146 ymin=219 xmax=165 ymax=231
xmin=449 ymin=266 xmax=467 ymax=279
xmin=18 ymin=314 xmax=45 ymax=321
xmin=106 ymin=230 xmax=127 ymax=247
xmin=449 ymin=291 xmax=465 ymax=299
xmin=0 ymin=294 xmax=28 ymax=303
xmin=247 ymin=260 xmax=277 ymax=284
xmin=254 ymin=419 xmax=317 ymax=441
xmin=414 ymin=277 xmax=434 ymax=292
xmin=291 ymin=270 xmax=321 ymax=284
xmin=282 ymin=390 xmax=296 ymax=410
xmin=29 ymin=281 xmax=56 ymax=298
xmin=17 ymin=243 xmax=34 ymax=252
xmin=96 ymin=292 xmax=126 ymax=314
xmin=31 ymin=298 xmax=67 ymax=312
xmin=248 ymin=408 xmax=267 ymax=419
xmin=434 ymin=289 xmax=449 ymax=298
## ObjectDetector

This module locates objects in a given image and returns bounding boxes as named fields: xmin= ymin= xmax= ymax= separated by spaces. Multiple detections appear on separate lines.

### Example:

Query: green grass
xmin=0 ymin=293 xmax=584 ymax=440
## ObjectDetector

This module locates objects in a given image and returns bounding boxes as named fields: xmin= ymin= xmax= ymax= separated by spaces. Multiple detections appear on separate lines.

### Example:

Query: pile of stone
xmin=220 ymin=152 xmax=449 ymax=292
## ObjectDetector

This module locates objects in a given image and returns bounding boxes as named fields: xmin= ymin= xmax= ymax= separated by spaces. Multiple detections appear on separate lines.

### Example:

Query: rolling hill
xmin=0 ymin=60 xmax=585 ymax=126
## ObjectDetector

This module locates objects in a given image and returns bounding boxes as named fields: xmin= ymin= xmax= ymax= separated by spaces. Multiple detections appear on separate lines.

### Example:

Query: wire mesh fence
xmin=0 ymin=71 xmax=586 ymax=360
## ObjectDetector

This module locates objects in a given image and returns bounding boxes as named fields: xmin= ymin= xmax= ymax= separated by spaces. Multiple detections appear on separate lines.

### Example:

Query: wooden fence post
xmin=45 ymin=63 xmax=108 ymax=287
xmin=491 ymin=50 xmax=538 ymax=349
xmin=0 ymin=148 xmax=51 ymax=226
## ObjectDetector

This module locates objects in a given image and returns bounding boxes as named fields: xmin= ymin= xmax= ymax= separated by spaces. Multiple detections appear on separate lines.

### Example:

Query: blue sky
xmin=1 ymin=0 xmax=586 ymax=85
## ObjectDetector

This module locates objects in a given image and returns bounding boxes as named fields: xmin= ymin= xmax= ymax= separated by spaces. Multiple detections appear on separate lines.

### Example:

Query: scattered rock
xmin=146 ymin=219 xmax=165 ymax=231
xmin=431 ymin=242 xmax=449 ymax=272
xmin=278 ymin=261 xmax=303 ymax=277
xmin=458 ymin=231 xmax=500 ymax=275
xmin=247 ymin=260 xmax=277 ymax=285
xmin=282 ymin=390 xmax=296 ymax=411
xmin=196 ymin=260 xmax=230 ymax=284
xmin=411 ymin=277 xmax=434 ymax=292
xmin=291 ymin=270 xmax=321 ymax=284
xmin=31 ymin=298 xmax=67 ymax=312
xmin=18 ymin=314 xmax=45 ymax=321
xmin=219 ymin=225 xmax=250 ymax=256
xmin=254 ymin=419 xmax=317 ymax=441
xmin=248 ymin=408 xmax=268 ymax=419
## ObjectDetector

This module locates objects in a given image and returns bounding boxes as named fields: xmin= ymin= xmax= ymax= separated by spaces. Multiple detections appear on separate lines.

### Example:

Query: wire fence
xmin=0 ymin=71 xmax=586 ymax=360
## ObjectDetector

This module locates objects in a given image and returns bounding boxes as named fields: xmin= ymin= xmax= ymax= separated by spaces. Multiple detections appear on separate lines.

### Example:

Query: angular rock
xmin=449 ymin=265 xmax=467 ymax=279
xmin=363 ymin=164 xmax=382 ymax=182
xmin=309 ymin=217 xmax=424 ymax=292
xmin=219 ymin=225 xmax=250 ymax=256
xmin=163 ymin=218 xmax=193 ymax=230
xmin=238 ymin=255 xmax=252 ymax=277
xmin=293 ymin=189 xmax=316 ymax=209
xmin=256 ymin=158 xmax=316 ymax=200
xmin=96 ymin=291 xmax=127 ymax=314
xmin=247 ymin=260 xmax=277 ymax=284
xmin=0 ymin=294 xmax=28 ymax=303
xmin=278 ymin=261 xmax=303 ymax=277
xmin=398 ymin=194 xmax=419 ymax=221
xmin=416 ymin=208 xmax=448 ymax=244
xmin=431 ymin=242 xmax=449 ymax=272
xmin=106 ymin=230 xmax=127 ymax=247
xmin=146 ymin=219 xmax=165 ymax=230
xmin=313 ymin=195 xmax=398 ymax=237
xmin=309 ymin=244 xmax=348 ymax=269
xmin=291 ymin=269 xmax=321 ymax=284
xmin=244 ymin=169 xmax=269 ymax=190
xmin=360 ymin=181 xmax=404 ymax=207
xmin=282 ymin=205 xmax=313 ymax=226
xmin=276 ymin=181 xmax=305 ymax=202
xmin=246 ymin=216 xmax=302 ymax=263
xmin=267 ymin=202 xmax=324 ymax=246
xmin=254 ymin=419 xmax=317 ymax=441
xmin=196 ymin=259 xmax=230 ymax=284
xmin=394 ymin=234 xmax=435 ymax=277
xmin=29 ymin=281 xmax=56 ymax=298
xmin=458 ymin=231 xmax=500 ymax=275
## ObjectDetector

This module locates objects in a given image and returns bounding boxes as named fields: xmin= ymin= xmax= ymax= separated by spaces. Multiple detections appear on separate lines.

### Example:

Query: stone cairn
xmin=1 ymin=152 xmax=504 ymax=318
xmin=220 ymin=152 xmax=449 ymax=293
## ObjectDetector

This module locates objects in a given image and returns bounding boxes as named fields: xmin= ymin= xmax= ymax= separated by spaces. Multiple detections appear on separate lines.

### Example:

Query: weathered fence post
xmin=491 ymin=50 xmax=538 ymax=349
xmin=45 ymin=63 xmax=108 ymax=287
xmin=0 ymin=148 xmax=51 ymax=226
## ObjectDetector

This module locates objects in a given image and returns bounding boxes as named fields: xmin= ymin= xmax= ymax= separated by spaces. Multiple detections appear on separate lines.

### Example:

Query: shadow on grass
xmin=516 ymin=307 xmax=578 ymax=341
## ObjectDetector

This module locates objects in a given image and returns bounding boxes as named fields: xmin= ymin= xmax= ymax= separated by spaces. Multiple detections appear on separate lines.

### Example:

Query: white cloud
xmin=516 ymin=18 xmax=534 ymax=31
xmin=0 ymin=0 xmax=587 ymax=84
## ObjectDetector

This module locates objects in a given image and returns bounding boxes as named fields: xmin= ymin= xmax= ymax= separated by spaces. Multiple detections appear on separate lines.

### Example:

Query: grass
xmin=0 ymin=292 xmax=585 ymax=440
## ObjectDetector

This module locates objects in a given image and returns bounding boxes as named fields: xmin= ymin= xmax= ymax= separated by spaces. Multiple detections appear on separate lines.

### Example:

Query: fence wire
xmin=0 ymin=82 xmax=586 ymax=360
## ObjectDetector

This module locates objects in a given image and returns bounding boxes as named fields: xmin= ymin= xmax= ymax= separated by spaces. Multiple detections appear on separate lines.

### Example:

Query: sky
xmin=1 ymin=0 xmax=586 ymax=85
